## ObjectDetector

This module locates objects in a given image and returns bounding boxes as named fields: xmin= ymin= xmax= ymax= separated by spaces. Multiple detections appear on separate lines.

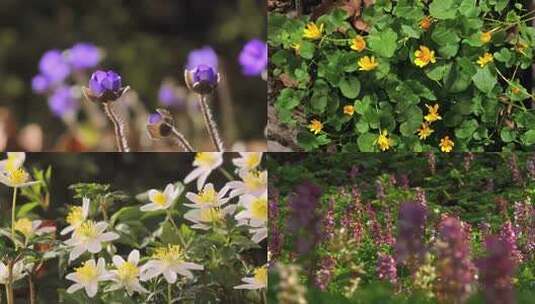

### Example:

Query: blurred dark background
xmin=0 ymin=0 xmax=266 ymax=151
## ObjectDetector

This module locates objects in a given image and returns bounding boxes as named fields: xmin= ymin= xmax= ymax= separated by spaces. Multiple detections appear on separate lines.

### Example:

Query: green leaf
xmin=357 ymin=133 xmax=377 ymax=152
xmin=425 ymin=63 xmax=452 ymax=81
xmin=429 ymin=0 xmax=458 ymax=19
xmin=16 ymin=202 xmax=40 ymax=218
xmin=521 ymin=130 xmax=535 ymax=146
xmin=300 ymin=41 xmax=315 ymax=59
xmin=472 ymin=67 xmax=497 ymax=94
xmin=431 ymin=25 xmax=460 ymax=46
xmin=500 ymin=128 xmax=516 ymax=143
xmin=338 ymin=76 xmax=361 ymax=99
xmin=455 ymin=119 xmax=478 ymax=139
xmin=275 ymin=88 xmax=300 ymax=110
xmin=367 ymin=28 xmax=398 ymax=58
xmin=310 ymin=93 xmax=328 ymax=113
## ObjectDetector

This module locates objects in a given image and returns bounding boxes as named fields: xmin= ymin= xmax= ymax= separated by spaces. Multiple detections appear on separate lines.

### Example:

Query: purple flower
xmin=507 ymin=154 xmax=523 ymax=186
xmin=192 ymin=65 xmax=218 ymax=85
xmin=287 ymin=181 xmax=322 ymax=255
xmin=89 ymin=70 xmax=122 ymax=98
xmin=375 ymin=180 xmax=385 ymax=200
xmin=376 ymin=253 xmax=397 ymax=285
xmin=32 ymin=74 xmax=50 ymax=94
xmin=314 ymin=256 xmax=335 ymax=291
xmin=322 ymin=198 xmax=335 ymax=241
xmin=395 ymin=202 xmax=427 ymax=268
xmin=186 ymin=46 xmax=218 ymax=72
xmin=436 ymin=216 xmax=476 ymax=303
xmin=158 ymin=83 xmax=184 ymax=108
xmin=477 ymin=236 xmax=516 ymax=304
xmin=148 ymin=113 xmax=162 ymax=124
xmin=526 ymin=155 xmax=535 ymax=180
xmin=499 ymin=221 xmax=523 ymax=264
xmin=67 ymin=43 xmax=102 ymax=70
xmin=239 ymin=39 xmax=268 ymax=76
xmin=38 ymin=50 xmax=70 ymax=83
xmin=47 ymin=87 xmax=78 ymax=117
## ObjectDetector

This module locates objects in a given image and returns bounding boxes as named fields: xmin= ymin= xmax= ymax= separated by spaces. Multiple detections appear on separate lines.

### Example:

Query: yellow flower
xmin=424 ymin=104 xmax=442 ymax=123
xmin=414 ymin=46 xmax=436 ymax=68
xmin=439 ymin=136 xmax=454 ymax=153
xmin=476 ymin=52 xmax=494 ymax=67
xmin=350 ymin=35 xmax=366 ymax=52
xmin=358 ymin=56 xmax=378 ymax=71
xmin=343 ymin=105 xmax=355 ymax=116
xmin=14 ymin=218 xmax=33 ymax=238
xmin=480 ymin=31 xmax=492 ymax=44
xmin=515 ymin=41 xmax=528 ymax=55
xmin=303 ymin=23 xmax=324 ymax=40
xmin=419 ymin=16 xmax=433 ymax=30
xmin=417 ymin=123 xmax=434 ymax=140
xmin=308 ymin=119 xmax=323 ymax=135
xmin=512 ymin=86 xmax=522 ymax=95
xmin=376 ymin=130 xmax=393 ymax=151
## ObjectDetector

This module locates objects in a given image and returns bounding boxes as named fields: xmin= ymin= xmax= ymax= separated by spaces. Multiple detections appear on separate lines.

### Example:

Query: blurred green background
xmin=0 ymin=0 xmax=266 ymax=150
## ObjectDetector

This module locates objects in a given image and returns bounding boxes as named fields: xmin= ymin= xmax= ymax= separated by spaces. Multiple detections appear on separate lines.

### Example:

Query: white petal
xmin=82 ymin=197 xmax=90 ymax=218
xmin=67 ymin=283 xmax=83 ymax=294
xmin=69 ymin=246 xmax=85 ymax=262
xmin=184 ymin=168 xmax=203 ymax=185
xmin=140 ymin=203 xmax=160 ymax=212
xmin=163 ymin=270 xmax=177 ymax=284
xmin=128 ymin=250 xmax=140 ymax=265
xmin=100 ymin=232 xmax=120 ymax=242
xmin=113 ymin=256 xmax=125 ymax=267
xmin=60 ymin=225 xmax=74 ymax=236
xmin=87 ymin=240 xmax=102 ymax=253
xmin=196 ymin=171 xmax=210 ymax=191
xmin=86 ymin=282 xmax=98 ymax=298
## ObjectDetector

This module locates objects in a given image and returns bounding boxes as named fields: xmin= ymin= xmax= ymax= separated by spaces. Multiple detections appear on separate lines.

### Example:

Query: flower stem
xmin=218 ymin=168 xmax=234 ymax=181
xmin=167 ymin=211 xmax=187 ymax=249
xmin=102 ymin=102 xmax=130 ymax=152
xmin=11 ymin=187 xmax=18 ymax=249
xmin=28 ymin=274 xmax=36 ymax=304
xmin=199 ymin=94 xmax=224 ymax=151
xmin=6 ymin=262 xmax=14 ymax=304
xmin=170 ymin=126 xmax=195 ymax=152
xmin=167 ymin=283 xmax=172 ymax=304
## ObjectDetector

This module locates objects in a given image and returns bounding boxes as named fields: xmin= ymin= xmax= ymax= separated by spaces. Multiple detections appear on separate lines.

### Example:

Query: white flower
xmin=232 ymin=152 xmax=263 ymax=173
xmin=14 ymin=218 xmax=56 ymax=239
xmin=185 ymin=183 xmax=230 ymax=209
xmin=184 ymin=152 xmax=223 ymax=190
xmin=0 ymin=261 xmax=26 ymax=284
xmin=66 ymin=258 xmax=111 ymax=298
xmin=227 ymin=170 xmax=267 ymax=198
xmin=235 ymin=192 xmax=268 ymax=243
xmin=64 ymin=221 xmax=120 ymax=262
xmin=140 ymin=245 xmax=203 ymax=284
xmin=140 ymin=183 xmax=181 ymax=212
xmin=234 ymin=266 xmax=267 ymax=290
xmin=61 ymin=197 xmax=90 ymax=236
xmin=0 ymin=153 xmax=39 ymax=188
xmin=184 ymin=205 xmax=236 ymax=230
xmin=109 ymin=249 xmax=148 ymax=295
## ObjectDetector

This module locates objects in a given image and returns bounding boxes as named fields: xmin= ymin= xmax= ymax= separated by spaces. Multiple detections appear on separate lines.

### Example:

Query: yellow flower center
xmin=117 ymin=261 xmax=139 ymax=282
xmin=309 ymin=119 xmax=323 ymax=135
xmin=195 ymin=153 xmax=217 ymax=168
xmin=66 ymin=206 xmax=84 ymax=226
xmin=480 ymin=31 xmax=492 ymax=44
xmin=153 ymin=245 xmax=184 ymax=264
xmin=439 ymin=136 xmax=454 ymax=153
xmin=199 ymin=208 xmax=223 ymax=223
xmin=152 ymin=191 xmax=167 ymax=206
xmin=75 ymin=221 xmax=99 ymax=240
xmin=358 ymin=56 xmax=378 ymax=71
xmin=254 ymin=267 xmax=267 ymax=286
xmin=417 ymin=123 xmax=434 ymax=140
xmin=198 ymin=187 xmax=217 ymax=205
xmin=75 ymin=262 xmax=98 ymax=283
xmin=8 ymin=168 xmax=29 ymax=186
xmin=5 ymin=156 xmax=18 ymax=172
xmin=14 ymin=218 xmax=33 ymax=237
xmin=243 ymin=171 xmax=265 ymax=191
xmin=420 ymin=16 xmax=432 ymax=30
xmin=250 ymin=198 xmax=267 ymax=221
xmin=476 ymin=52 xmax=494 ymax=67
xmin=245 ymin=154 xmax=261 ymax=170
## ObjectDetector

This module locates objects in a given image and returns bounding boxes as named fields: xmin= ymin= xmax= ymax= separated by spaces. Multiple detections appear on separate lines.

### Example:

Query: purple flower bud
xmin=47 ymin=87 xmax=78 ymax=117
xmin=32 ymin=74 xmax=50 ymax=94
xmin=148 ymin=113 xmax=162 ymax=124
xmin=238 ymin=39 xmax=268 ymax=76
xmin=38 ymin=50 xmax=70 ymax=83
xmin=186 ymin=46 xmax=218 ymax=72
xmin=89 ymin=70 xmax=122 ymax=98
xmin=67 ymin=43 xmax=102 ymax=70
xmin=376 ymin=253 xmax=397 ymax=285
xmin=192 ymin=65 xmax=218 ymax=85
xmin=146 ymin=109 xmax=174 ymax=139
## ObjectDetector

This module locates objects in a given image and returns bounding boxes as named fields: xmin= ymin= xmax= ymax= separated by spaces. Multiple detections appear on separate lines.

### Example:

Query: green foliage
xmin=268 ymin=1 xmax=535 ymax=151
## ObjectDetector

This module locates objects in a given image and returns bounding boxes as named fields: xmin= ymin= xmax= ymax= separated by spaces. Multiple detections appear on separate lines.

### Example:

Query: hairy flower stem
xmin=170 ymin=127 xmax=194 ymax=152
xmin=167 ymin=283 xmax=172 ymax=304
xmin=199 ymin=94 xmax=224 ymax=151
xmin=6 ymin=262 xmax=14 ymax=304
xmin=102 ymin=102 xmax=130 ymax=152
xmin=28 ymin=275 xmax=36 ymax=304
xmin=11 ymin=187 xmax=17 ymax=250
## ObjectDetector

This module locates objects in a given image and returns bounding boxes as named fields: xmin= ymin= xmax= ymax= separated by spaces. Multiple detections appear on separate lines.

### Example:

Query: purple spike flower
xmin=395 ymin=202 xmax=426 ymax=268
xmin=186 ymin=46 xmax=218 ymax=72
xmin=89 ymin=70 xmax=122 ymax=98
xmin=47 ymin=86 xmax=78 ymax=117
xmin=67 ymin=43 xmax=101 ymax=70
xmin=526 ymin=155 xmax=535 ymax=180
xmin=376 ymin=253 xmax=397 ymax=285
xmin=38 ymin=50 xmax=71 ymax=83
xmin=477 ymin=236 xmax=516 ymax=304
xmin=314 ymin=256 xmax=335 ymax=291
xmin=238 ymin=39 xmax=268 ymax=76
xmin=436 ymin=216 xmax=476 ymax=303
xmin=499 ymin=221 xmax=523 ymax=264
xmin=507 ymin=154 xmax=523 ymax=186
xmin=322 ymin=198 xmax=335 ymax=241
xmin=287 ymin=181 xmax=322 ymax=255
